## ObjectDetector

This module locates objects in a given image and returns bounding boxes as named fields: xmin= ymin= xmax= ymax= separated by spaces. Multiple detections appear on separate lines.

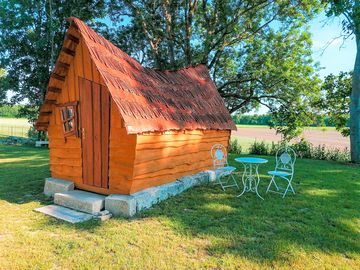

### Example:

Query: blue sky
xmin=252 ymin=12 xmax=356 ymax=115
xmin=311 ymin=12 xmax=356 ymax=78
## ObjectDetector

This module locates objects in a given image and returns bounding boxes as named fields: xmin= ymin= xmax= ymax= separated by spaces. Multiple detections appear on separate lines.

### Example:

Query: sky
xmin=311 ymin=12 xmax=356 ymax=78
xmin=252 ymin=12 xmax=356 ymax=115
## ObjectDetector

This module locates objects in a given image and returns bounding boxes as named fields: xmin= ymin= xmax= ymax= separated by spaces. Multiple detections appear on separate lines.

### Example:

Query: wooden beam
xmin=51 ymin=73 xmax=65 ymax=81
xmin=36 ymin=121 xmax=49 ymax=125
xmin=66 ymin=33 xmax=80 ymax=44
xmin=35 ymin=125 xmax=47 ymax=131
xmin=57 ymin=61 xmax=70 ymax=70
xmin=48 ymin=87 xmax=61 ymax=93
xmin=44 ymin=100 xmax=57 ymax=105
xmin=62 ymin=47 xmax=75 ymax=56
xmin=40 ymin=109 xmax=52 ymax=113
xmin=40 ymin=112 xmax=52 ymax=116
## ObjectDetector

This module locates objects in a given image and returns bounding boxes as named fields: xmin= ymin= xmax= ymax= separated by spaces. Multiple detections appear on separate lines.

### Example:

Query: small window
xmin=57 ymin=101 xmax=78 ymax=137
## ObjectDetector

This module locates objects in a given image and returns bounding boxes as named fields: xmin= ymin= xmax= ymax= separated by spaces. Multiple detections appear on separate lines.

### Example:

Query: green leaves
xmin=318 ymin=72 xmax=352 ymax=136
xmin=0 ymin=0 xmax=324 ymax=140
xmin=0 ymin=0 xmax=107 ymax=121
xmin=107 ymin=1 xmax=322 ymax=138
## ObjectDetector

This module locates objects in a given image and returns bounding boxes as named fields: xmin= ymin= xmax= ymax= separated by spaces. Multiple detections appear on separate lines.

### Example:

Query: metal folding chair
xmin=266 ymin=146 xmax=296 ymax=198
xmin=211 ymin=144 xmax=239 ymax=191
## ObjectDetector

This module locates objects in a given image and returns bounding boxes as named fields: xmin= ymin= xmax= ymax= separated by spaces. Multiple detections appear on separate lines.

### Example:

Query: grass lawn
xmin=0 ymin=145 xmax=359 ymax=269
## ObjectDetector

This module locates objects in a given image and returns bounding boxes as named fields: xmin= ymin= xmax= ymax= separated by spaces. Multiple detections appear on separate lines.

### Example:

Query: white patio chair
xmin=211 ymin=144 xmax=239 ymax=191
xmin=266 ymin=146 xmax=296 ymax=198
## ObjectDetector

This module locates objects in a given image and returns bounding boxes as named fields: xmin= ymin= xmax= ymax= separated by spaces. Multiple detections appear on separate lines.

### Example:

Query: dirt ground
xmin=233 ymin=127 xmax=350 ymax=150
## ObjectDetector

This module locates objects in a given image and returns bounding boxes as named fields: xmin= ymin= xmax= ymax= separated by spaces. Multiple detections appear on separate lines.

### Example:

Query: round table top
xmin=235 ymin=157 xmax=268 ymax=164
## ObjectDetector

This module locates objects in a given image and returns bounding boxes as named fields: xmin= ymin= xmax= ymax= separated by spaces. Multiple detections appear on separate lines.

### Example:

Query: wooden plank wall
xmin=108 ymin=103 xmax=137 ymax=194
xmin=128 ymin=130 xmax=231 ymax=194
xmin=47 ymin=28 xmax=232 ymax=195
xmin=48 ymin=36 xmax=108 ymax=194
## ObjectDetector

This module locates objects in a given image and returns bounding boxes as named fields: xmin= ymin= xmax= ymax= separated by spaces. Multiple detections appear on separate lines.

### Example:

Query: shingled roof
xmin=36 ymin=17 xmax=236 ymax=134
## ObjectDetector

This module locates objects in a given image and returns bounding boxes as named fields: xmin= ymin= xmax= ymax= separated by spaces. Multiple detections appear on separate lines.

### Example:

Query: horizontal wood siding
xmin=130 ymin=130 xmax=231 ymax=194
xmin=108 ymin=101 xmax=137 ymax=194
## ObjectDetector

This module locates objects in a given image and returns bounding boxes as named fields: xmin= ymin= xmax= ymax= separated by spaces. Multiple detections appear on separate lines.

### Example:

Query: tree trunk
xmin=162 ymin=0 xmax=176 ymax=67
xmin=350 ymin=36 xmax=360 ymax=162
xmin=184 ymin=0 xmax=196 ymax=65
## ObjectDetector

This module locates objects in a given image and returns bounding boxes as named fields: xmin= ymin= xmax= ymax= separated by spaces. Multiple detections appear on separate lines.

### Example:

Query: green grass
xmin=0 ymin=145 xmax=359 ymax=269
xmin=0 ymin=118 xmax=31 ymax=137
xmin=236 ymin=124 xmax=336 ymax=131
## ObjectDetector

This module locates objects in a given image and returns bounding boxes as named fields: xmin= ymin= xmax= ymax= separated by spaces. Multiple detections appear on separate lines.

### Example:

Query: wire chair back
xmin=211 ymin=144 xmax=229 ymax=168
xmin=275 ymin=146 xmax=296 ymax=173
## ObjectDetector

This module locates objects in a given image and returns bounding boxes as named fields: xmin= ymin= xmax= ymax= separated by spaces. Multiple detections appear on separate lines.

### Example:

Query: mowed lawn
xmin=0 ymin=146 xmax=359 ymax=269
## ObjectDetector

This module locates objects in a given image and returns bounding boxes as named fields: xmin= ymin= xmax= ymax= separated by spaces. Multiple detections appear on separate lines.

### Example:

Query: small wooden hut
xmin=35 ymin=17 xmax=236 ymax=195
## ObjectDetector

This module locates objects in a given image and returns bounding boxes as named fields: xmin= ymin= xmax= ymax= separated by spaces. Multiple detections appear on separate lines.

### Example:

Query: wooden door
xmin=79 ymin=77 xmax=110 ymax=189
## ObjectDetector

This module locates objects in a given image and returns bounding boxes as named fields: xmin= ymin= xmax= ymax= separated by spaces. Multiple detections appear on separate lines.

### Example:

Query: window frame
xmin=57 ymin=101 xmax=79 ymax=137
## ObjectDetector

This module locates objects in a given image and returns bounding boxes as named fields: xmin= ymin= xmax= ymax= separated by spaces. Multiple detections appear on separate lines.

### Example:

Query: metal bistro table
xmin=235 ymin=157 xmax=268 ymax=200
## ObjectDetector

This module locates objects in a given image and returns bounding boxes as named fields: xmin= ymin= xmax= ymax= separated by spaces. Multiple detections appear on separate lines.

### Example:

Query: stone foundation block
xmin=54 ymin=190 xmax=105 ymax=214
xmin=105 ymin=194 xmax=137 ymax=217
xmin=44 ymin=178 xmax=74 ymax=197
xmin=105 ymin=169 xmax=219 ymax=217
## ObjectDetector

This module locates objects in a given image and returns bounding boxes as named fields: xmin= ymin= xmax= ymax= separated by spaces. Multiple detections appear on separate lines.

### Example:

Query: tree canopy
xmin=108 ymin=0 xmax=322 ymax=139
xmin=0 ymin=0 xmax=108 ymax=121
xmin=0 ymin=0 xmax=322 ymax=139
xmin=317 ymin=72 xmax=352 ymax=136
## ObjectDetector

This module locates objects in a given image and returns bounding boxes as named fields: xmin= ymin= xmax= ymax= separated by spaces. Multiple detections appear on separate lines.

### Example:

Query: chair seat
xmin=216 ymin=166 xmax=236 ymax=176
xmin=267 ymin=170 xmax=291 ymax=177
xmin=218 ymin=166 xmax=236 ymax=172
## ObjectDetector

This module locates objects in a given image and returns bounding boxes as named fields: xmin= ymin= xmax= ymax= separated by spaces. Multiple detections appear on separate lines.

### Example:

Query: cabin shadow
xmin=139 ymin=161 xmax=360 ymax=264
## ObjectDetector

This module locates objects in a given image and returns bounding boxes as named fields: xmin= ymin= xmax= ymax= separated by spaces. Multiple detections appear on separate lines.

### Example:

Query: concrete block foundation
xmin=44 ymin=178 xmax=74 ymax=197
xmin=105 ymin=169 xmax=220 ymax=217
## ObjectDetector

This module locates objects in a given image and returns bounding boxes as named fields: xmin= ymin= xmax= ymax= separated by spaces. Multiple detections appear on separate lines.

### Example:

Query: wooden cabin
xmin=35 ymin=17 xmax=236 ymax=195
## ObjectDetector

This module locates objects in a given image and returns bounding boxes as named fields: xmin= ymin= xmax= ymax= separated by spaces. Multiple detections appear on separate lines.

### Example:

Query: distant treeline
xmin=0 ymin=105 xmax=22 ymax=118
xmin=232 ymin=114 xmax=335 ymax=127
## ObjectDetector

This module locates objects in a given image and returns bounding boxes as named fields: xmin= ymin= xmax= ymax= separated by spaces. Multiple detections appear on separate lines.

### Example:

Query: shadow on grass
xmin=139 ymin=155 xmax=360 ymax=263
xmin=0 ymin=145 xmax=105 ymax=231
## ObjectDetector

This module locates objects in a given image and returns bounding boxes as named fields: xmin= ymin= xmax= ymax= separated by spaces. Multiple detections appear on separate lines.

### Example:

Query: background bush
xmin=232 ymin=138 xmax=350 ymax=163
xmin=0 ymin=105 xmax=23 ymax=118
xmin=229 ymin=138 xmax=242 ymax=154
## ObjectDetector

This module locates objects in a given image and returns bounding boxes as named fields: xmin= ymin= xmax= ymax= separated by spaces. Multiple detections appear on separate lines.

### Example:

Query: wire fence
xmin=0 ymin=125 xmax=30 ymax=138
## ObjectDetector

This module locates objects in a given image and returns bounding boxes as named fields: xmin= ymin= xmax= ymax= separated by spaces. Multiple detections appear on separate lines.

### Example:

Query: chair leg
xmin=230 ymin=173 xmax=240 ymax=189
xmin=216 ymin=173 xmax=239 ymax=191
xmin=282 ymin=179 xmax=295 ymax=198
xmin=289 ymin=182 xmax=295 ymax=194
xmin=266 ymin=176 xmax=278 ymax=193
xmin=218 ymin=176 xmax=226 ymax=191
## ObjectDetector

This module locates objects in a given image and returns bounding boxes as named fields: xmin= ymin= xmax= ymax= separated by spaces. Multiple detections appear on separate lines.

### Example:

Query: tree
xmin=0 ymin=68 xmax=5 ymax=102
xmin=318 ymin=72 xmax=352 ymax=136
xmin=324 ymin=1 xmax=360 ymax=162
xmin=0 ymin=0 xmax=108 ymax=122
xmin=108 ymin=0 xmax=322 ymax=139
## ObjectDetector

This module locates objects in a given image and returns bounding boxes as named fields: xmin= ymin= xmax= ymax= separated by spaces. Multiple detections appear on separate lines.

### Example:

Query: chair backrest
xmin=211 ymin=144 xmax=228 ymax=168
xmin=275 ymin=146 xmax=296 ymax=173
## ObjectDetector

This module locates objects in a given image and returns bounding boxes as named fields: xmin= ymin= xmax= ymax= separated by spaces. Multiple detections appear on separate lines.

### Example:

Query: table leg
xmin=237 ymin=163 xmax=248 ymax=197
xmin=237 ymin=163 xmax=264 ymax=199
xmin=254 ymin=164 xmax=264 ymax=200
